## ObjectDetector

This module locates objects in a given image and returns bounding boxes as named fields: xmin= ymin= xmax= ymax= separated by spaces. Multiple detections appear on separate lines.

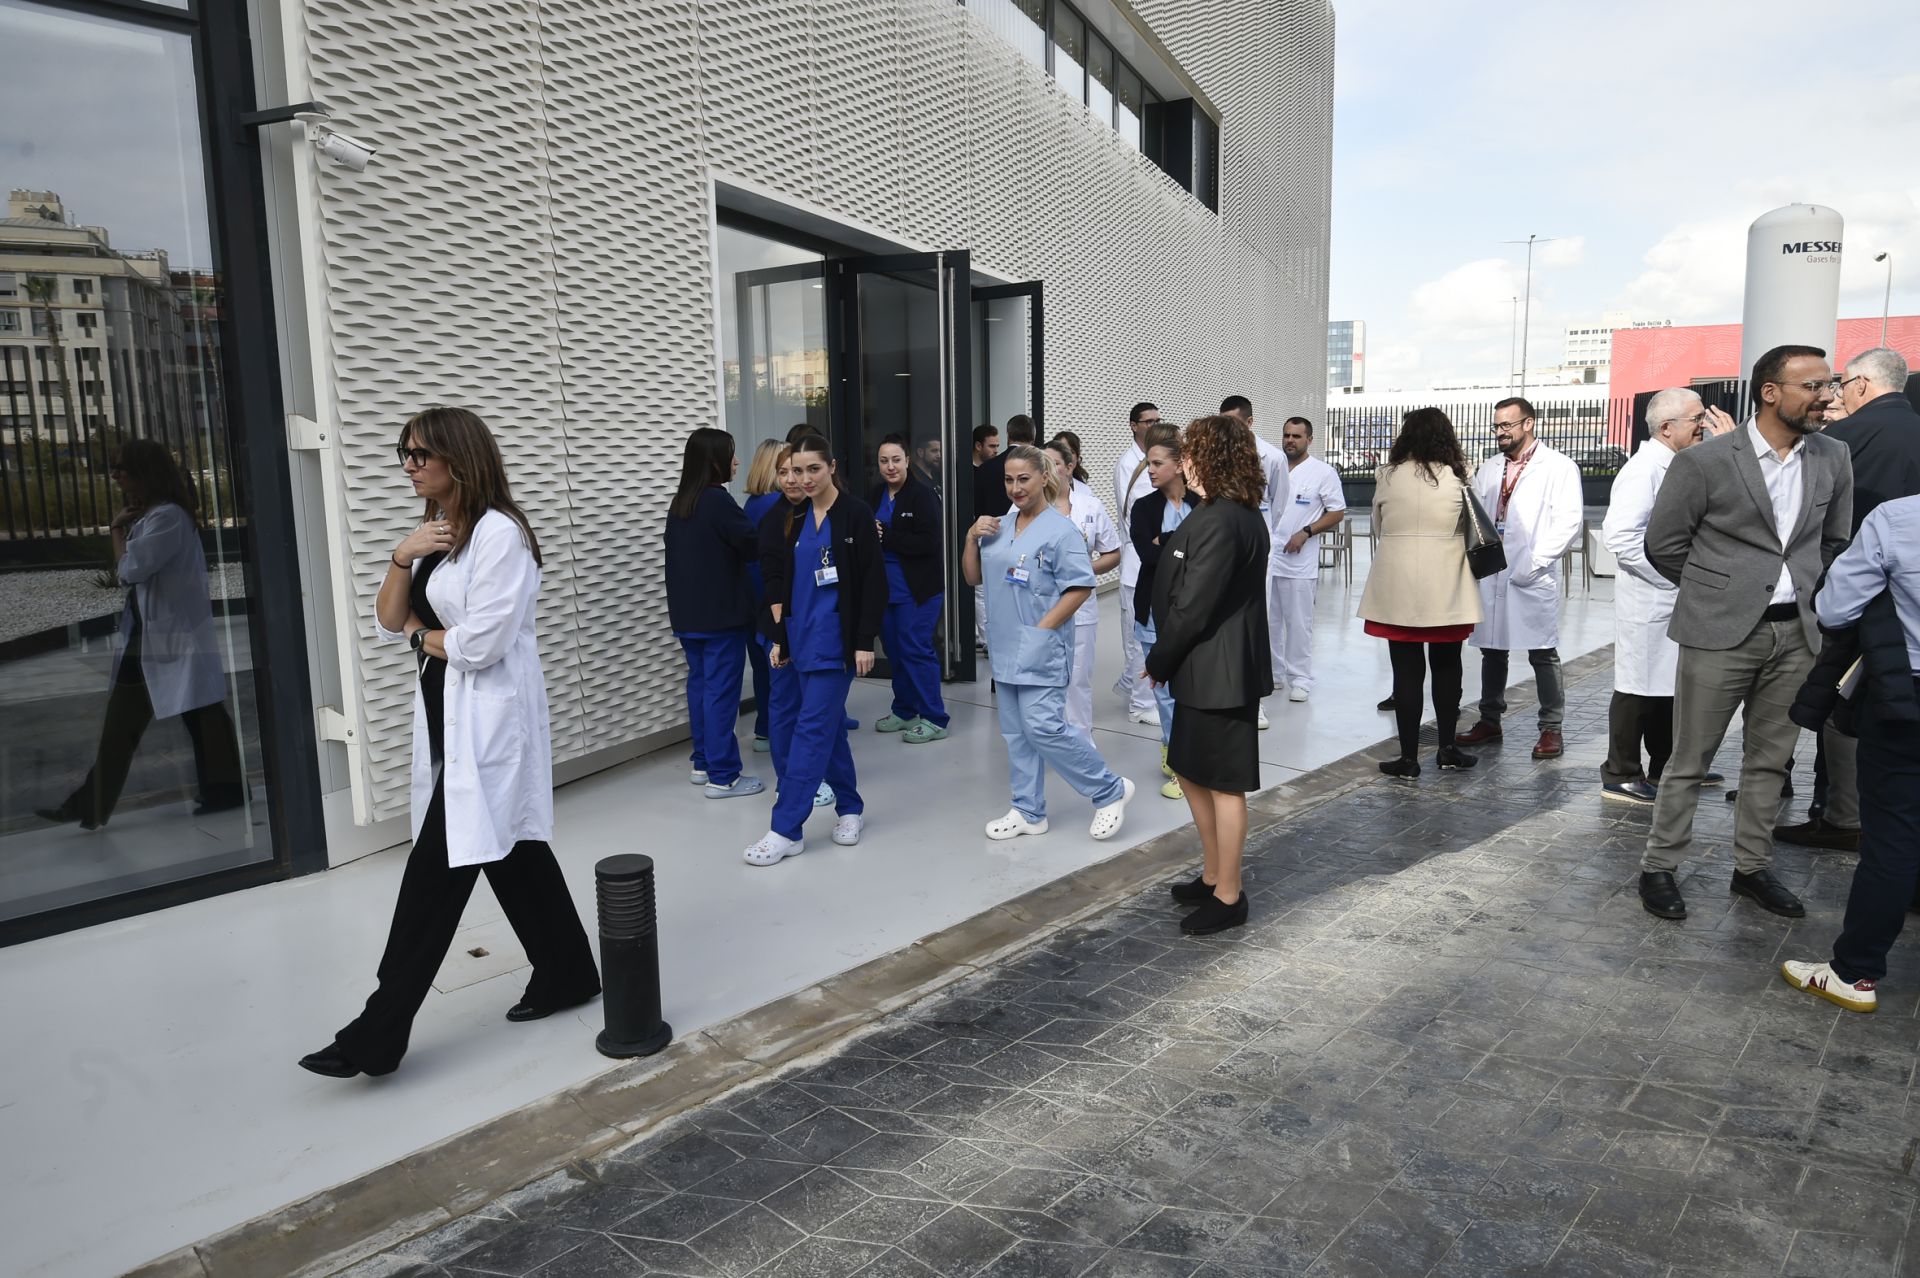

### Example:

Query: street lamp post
xmin=1501 ymin=234 xmax=1559 ymax=397
xmin=1509 ymin=295 xmax=1519 ymax=388
xmin=1875 ymin=252 xmax=1892 ymax=345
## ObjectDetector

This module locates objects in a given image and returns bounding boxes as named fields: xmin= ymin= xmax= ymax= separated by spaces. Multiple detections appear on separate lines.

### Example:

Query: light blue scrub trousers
xmin=1133 ymin=618 xmax=1176 ymax=744
xmin=997 ymin=682 xmax=1126 ymax=823
xmin=769 ymin=668 xmax=862 ymax=841
xmin=678 ymin=630 xmax=749 ymax=786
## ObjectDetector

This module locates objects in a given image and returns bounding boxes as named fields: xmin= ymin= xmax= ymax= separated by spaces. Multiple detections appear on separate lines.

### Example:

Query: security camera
xmin=311 ymin=128 xmax=375 ymax=172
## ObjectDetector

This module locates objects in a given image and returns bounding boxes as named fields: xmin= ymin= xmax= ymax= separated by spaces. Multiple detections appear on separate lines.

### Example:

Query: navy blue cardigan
xmin=663 ymin=486 xmax=757 ymax=633
xmin=868 ymin=475 xmax=945 ymax=604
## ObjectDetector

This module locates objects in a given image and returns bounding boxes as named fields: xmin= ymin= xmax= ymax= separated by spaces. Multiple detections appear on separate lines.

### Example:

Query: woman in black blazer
xmin=1145 ymin=414 xmax=1273 ymax=935
xmin=867 ymin=434 xmax=949 ymax=743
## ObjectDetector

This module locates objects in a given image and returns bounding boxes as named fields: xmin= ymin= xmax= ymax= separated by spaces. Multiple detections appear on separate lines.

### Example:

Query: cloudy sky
xmin=1329 ymin=0 xmax=1920 ymax=392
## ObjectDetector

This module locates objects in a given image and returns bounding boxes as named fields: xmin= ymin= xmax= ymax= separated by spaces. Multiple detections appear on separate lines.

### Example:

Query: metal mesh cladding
xmin=301 ymin=0 xmax=1334 ymax=824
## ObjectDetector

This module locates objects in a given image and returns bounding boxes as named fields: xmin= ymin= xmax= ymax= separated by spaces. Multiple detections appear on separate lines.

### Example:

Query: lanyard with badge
xmin=1495 ymin=443 xmax=1536 ymax=534
xmin=814 ymin=542 xmax=839 ymax=587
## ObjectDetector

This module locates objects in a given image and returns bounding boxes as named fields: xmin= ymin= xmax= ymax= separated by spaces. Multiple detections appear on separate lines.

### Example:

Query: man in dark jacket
xmin=971 ymin=413 xmax=1035 ymax=522
xmin=1778 ymin=347 xmax=1919 ymax=852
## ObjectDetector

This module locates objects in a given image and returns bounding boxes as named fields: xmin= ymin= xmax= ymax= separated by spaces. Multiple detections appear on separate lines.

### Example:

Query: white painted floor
xmin=0 ymin=553 xmax=1617 ymax=1278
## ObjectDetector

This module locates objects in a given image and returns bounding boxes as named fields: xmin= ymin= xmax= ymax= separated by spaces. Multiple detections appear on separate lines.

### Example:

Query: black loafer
xmin=1771 ymin=818 xmax=1860 ymax=853
xmin=506 ymin=991 xmax=599 ymax=1023
xmin=1376 ymin=695 xmax=1397 ymax=712
xmin=1378 ymin=757 xmax=1421 ymax=778
xmin=1181 ymin=892 xmax=1249 ymax=936
xmin=298 ymin=1043 xmax=363 ymax=1078
xmin=1731 ymin=869 xmax=1806 ymax=918
xmin=1436 ymin=746 xmax=1477 ymax=771
xmin=1170 ymin=873 xmax=1215 ymax=905
xmin=1639 ymin=871 xmax=1686 ymax=920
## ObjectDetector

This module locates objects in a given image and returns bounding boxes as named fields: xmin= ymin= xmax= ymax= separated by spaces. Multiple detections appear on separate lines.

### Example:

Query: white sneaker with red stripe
xmin=1781 ymin=959 xmax=1877 ymax=1013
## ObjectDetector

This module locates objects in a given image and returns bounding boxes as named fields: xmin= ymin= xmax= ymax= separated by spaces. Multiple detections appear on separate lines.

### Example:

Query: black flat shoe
xmin=1436 ymin=746 xmax=1477 ymax=771
xmin=1639 ymin=871 xmax=1686 ymax=920
xmin=298 ymin=1043 xmax=363 ymax=1078
xmin=36 ymin=805 xmax=101 ymax=831
xmin=1731 ymin=869 xmax=1806 ymax=918
xmin=1170 ymin=873 xmax=1215 ymax=905
xmin=1378 ymin=757 xmax=1421 ymax=778
xmin=1181 ymin=892 xmax=1249 ymax=936
xmin=1376 ymin=695 xmax=1397 ymax=712
xmin=506 ymin=991 xmax=599 ymax=1023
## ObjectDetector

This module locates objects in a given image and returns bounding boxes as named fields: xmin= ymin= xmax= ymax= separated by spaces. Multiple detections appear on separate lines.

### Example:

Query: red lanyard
xmin=1496 ymin=443 xmax=1537 ymax=523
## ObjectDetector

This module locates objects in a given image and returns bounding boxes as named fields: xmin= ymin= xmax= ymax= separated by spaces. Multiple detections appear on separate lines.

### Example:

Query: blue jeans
xmin=678 ymin=630 xmax=748 ymax=786
xmin=996 ymin=681 xmax=1125 ymax=823
xmin=882 ymin=592 xmax=948 ymax=727
xmin=770 ymin=667 xmax=862 ymax=840
xmin=1133 ymin=619 xmax=1175 ymax=745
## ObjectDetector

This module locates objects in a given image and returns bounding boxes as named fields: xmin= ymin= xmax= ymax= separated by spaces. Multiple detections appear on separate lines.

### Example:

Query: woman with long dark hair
xmin=1127 ymin=423 xmax=1196 ymax=800
xmin=301 ymin=407 xmax=599 ymax=1078
xmin=664 ymin=427 xmax=763 ymax=798
xmin=965 ymin=446 xmax=1133 ymax=843
xmin=869 ymin=433 xmax=950 ymax=744
xmin=1147 ymin=415 xmax=1272 ymax=935
xmin=1358 ymin=407 xmax=1482 ymax=778
xmin=37 ymin=438 xmax=244 ymax=830
xmin=755 ymin=447 xmax=836 ymax=811
xmin=740 ymin=439 xmax=786 ymax=754
xmin=748 ymin=435 xmax=885 ymax=865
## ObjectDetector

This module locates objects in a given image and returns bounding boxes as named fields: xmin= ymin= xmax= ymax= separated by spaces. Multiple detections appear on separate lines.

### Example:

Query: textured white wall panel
xmin=298 ymin=0 xmax=1334 ymax=824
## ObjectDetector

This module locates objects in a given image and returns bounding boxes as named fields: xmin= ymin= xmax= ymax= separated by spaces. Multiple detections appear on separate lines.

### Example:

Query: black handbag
xmin=1461 ymin=486 xmax=1507 ymax=580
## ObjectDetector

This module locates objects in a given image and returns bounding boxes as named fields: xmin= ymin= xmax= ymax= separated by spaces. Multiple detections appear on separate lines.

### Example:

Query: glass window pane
xmin=1 ymin=0 xmax=271 ymax=921
xmin=716 ymin=224 xmax=828 ymax=492
xmin=1088 ymin=38 xmax=1115 ymax=130
xmin=1052 ymin=6 xmax=1085 ymax=104
xmin=978 ymin=0 xmax=1047 ymax=68
xmin=1116 ymin=66 xmax=1142 ymax=149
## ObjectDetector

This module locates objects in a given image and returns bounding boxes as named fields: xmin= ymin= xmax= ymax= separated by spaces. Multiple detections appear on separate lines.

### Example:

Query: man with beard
xmin=1268 ymin=416 xmax=1347 ymax=701
xmin=1637 ymin=345 xmax=1855 ymax=922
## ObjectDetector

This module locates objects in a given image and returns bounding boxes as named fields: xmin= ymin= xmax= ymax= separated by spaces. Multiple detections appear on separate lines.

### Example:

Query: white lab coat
xmin=1600 ymin=440 xmax=1680 ymax=695
xmin=1112 ymin=444 xmax=1152 ymax=588
xmin=112 ymin=501 xmax=227 ymax=720
xmin=1255 ymin=433 xmax=1292 ymax=560
xmin=377 ymin=509 xmax=555 ymax=868
xmin=1468 ymin=443 xmax=1584 ymax=652
xmin=1061 ymin=481 xmax=1121 ymax=627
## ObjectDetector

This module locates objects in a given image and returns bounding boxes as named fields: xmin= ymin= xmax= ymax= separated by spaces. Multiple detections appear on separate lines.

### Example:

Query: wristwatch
xmin=410 ymin=628 xmax=430 ymax=653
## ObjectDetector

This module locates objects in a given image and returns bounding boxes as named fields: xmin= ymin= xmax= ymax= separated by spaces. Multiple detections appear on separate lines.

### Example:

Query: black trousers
xmin=63 ymin=630 xmax=243 ymax=823
xmin=1830 ymin=715 xmax=1920 ymax=985
xmin=1387 ymin=640 xmax=1463 ymax=759
xmin=335 ymin=780 xmax=601 ymax=1074
xmin=1602 ymin=691 xmax=1673 ymax=785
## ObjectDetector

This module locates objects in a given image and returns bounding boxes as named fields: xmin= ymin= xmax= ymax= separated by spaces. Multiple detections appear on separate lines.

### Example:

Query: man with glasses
xmin=1776 ymin=347 xmax=1920 ymax=853
xmin=1113 ymin=401 xmax=1163 ymax=722
xmin=1637 ymin=345 xmax=1854 ymax=922
xmin=1457 ymin=397 xmax=1585 ymax=759
xmin=1599 ymin=388 xmax=1734 ymax=803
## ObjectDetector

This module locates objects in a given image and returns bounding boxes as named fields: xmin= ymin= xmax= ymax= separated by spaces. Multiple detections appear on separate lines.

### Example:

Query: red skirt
xmin=1365 ymin=620 xmax=1474 ymax=644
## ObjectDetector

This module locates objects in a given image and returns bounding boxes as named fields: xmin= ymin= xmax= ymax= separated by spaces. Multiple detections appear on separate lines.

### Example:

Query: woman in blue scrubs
xmin=963 ymin=445 xmax=1134 ymax=842
xmin=754 ymin=446 xmax=834 ymax=811
xmin=740 ymin=439 xmax=785 ymax=754
xmin=870 ymin=434 xmax=950 ymax=744
xmin=748 ymin=435 xmax=885 ymax=866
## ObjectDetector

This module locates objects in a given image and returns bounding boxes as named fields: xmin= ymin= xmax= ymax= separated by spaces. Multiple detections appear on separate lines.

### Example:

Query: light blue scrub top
xmin=980 ymin=505 xmax=1096 ymax=688
xmin=789 ymin=510 xmax=843 ymax=673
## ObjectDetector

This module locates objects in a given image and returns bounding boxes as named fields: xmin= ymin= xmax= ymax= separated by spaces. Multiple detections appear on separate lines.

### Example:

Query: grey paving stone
xmin=897 ymin=1206 xmax=1018 ymax=1277
xmin=527 ymin=1236 xmax=647 ymax=1278
xmin=752 ymin=1235 xmax=891 ymax=1278
xmin=446 ymin=1224 xmax=589 ymax=1276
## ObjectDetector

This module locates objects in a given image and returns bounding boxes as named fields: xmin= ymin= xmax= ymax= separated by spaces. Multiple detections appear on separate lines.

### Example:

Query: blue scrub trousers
xmin=1133 ymin=619 xmax=1175 ymax=744
xmin=762 ymin=637 xmax=798 ymax=779
xmin=882 ymin=593 xmax=949 ymax=728
xmin=996 ymin=681 xmax=1126 ymax=823
xmin=747 ymin=637 xmax=771 ymax=739
xmin=770 ymin=668 xmax=861 ymax=840
xmin=679 ymin=630 xmax=748 ymax=786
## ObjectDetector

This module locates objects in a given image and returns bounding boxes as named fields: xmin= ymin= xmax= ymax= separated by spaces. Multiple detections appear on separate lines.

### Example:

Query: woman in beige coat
xmin=1358 ymin=408 xmax=1483 ymax=778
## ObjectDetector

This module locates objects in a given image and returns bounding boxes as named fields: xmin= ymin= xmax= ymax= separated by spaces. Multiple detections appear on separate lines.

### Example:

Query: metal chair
xmin=1319 ymin=521 xmax=1353 ymax=584
xmin=1560 ymin=522 xmax=1594 ymax=594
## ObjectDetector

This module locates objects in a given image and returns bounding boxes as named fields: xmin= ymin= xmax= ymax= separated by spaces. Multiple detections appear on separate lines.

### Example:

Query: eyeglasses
xmin=395 ymin=446 xmax=434 ymax=468
xmin=1768 ymin=379 xmax=1834 ymax=394
xmin=1836 ymin=375 xmax=1866 ymax=391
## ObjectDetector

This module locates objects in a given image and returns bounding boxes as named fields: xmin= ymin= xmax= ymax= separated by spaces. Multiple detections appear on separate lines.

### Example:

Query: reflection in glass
xmin=1088 ymin=37 xmax=1115 ymax=130
xmin=717 ymin=224 xmax=829 ymax=489
xmin=1 ymin=0 xmax=270 ymax=924
xmin=1051 ymin=7 xmax=1085 ymax=104
xmin=1116 ymin=66 xmax=1143 ymax=150
xmin=976 ymin=0 xmax=1046 ymax=67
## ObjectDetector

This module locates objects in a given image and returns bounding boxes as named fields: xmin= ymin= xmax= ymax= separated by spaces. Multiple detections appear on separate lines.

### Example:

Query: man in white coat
xmin=1457 ymin=396 xmax=1585 ymax=759
xmin=1113 ymin=401 xmax=1164 ymax=722
xmin=1599 ymin=389 xmax=1735 ymax=802
xmin=1221 ymin=394 xmax=1288 ymax=729
xmin=1269 ymin=416 xmax=1347 ymax=701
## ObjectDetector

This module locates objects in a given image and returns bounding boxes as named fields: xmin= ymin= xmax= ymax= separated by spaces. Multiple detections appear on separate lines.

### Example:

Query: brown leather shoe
xmin=1457 ymin=721 xmax=1502 ymax=745
xmin=1531 ymin=729 xmax=1564 ymax=759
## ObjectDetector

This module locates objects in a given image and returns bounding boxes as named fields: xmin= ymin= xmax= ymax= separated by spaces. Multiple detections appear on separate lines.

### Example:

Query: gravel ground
xmin=0 ymin=563 xmax=248 ymax=644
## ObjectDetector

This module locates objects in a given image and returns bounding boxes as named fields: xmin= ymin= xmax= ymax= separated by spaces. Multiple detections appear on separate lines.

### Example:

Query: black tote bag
xmin=1461 ymin=486 xmax=1507 ymax=580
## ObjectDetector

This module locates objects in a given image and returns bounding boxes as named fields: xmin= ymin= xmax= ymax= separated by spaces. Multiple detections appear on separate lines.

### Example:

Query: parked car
xmin=1576 ymin=446 xmax=1628 ymax=473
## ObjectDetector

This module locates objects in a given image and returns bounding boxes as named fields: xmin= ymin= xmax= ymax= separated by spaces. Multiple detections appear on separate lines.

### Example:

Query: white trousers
xmin=1269 ymin=575 xmax=1318 ymax=690
xmin=1116 ymin=590 xmax=1154 ymax=712
xmin=974 ymin=583 xmax=987 ymax=649
xmin=1066 ymin=623 xmax=1099 ymax=735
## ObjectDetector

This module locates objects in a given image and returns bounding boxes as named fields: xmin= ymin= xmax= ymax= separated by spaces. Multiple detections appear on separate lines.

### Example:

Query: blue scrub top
xmin=980 ymin=505 xmax=1095 ymax=688
xmin=876 ymin=490 xmax=913 ymax=605
xmin=742 ymin=491 xmax=784 ymax=599
xmin=789 ymin=508 xmax=843 ymax=672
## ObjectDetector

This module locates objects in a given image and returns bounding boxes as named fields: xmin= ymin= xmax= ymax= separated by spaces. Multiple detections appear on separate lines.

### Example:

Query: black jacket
xmin=1146 ymin=499 xmax=1274 ymax=709
xmin=663 ymin=486 xmax=756 ymax=633
xmin=868 ymin=476 xmax=945 ymax=604
xmin=760 ymin=491 xmax=886 ymax=667
xmin=1826 ymin=392 xmax=1920 ymax=533
xmin=1128 ymin=488 xmax=1199 ymax=618
xmin=973 ymin=453 xmax=1009 ymax=524
xmin=1790 ymin=591 xmax=1919 ymax=739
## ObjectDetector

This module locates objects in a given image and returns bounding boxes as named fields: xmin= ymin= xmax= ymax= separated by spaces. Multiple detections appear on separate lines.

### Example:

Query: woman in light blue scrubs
xmin=963 ymin=445 xmax=1133 ymax=842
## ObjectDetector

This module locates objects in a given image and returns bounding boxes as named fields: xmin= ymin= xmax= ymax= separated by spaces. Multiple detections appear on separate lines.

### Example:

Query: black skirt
xmin=1168 ymin=700 xmax=1261 ymax=794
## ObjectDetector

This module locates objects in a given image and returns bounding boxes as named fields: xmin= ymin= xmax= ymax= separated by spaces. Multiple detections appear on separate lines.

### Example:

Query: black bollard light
xmin=594 ymin=853 xmax=673 ymax=1059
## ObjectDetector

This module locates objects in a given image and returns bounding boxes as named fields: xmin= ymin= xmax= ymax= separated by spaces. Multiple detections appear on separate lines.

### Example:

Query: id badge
xmin=1494 ymin=520 xmax=1506 ymax=537
xmin=815 ymin=564 xmax=840 ymax=587
xmin=1004 ymin=552 xmax=1032 ymax=586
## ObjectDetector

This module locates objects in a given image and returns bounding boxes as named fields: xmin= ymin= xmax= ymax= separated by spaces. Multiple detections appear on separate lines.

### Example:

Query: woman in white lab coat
xmin=300 ymin=407 xmax=599 ymax=1079
xmin=1045 ymin=437 xmax=1123 ymax=736
xmin=36 ymin=438 xmax=243 ymax=829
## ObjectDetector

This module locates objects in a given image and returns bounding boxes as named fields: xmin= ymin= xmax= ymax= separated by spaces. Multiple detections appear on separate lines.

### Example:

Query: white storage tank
xmin=1740 ymin=203 xmax=1843 ymax=383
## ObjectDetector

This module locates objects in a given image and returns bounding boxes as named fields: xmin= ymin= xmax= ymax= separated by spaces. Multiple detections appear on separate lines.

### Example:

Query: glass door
xmin=972 ymin=281 xmax=1044 ymax=440
xmin=825 ymin=252 xmax=974 ymax=681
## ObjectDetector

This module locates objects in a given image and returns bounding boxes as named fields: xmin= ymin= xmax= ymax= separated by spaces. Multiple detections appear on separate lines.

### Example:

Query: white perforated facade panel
xmin=298 ymin=0 xmax=1334 ymax=824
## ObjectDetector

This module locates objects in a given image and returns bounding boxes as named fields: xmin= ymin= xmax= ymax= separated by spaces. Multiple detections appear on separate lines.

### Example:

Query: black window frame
xmin=0 ymin=0 xmax=325 ymax=947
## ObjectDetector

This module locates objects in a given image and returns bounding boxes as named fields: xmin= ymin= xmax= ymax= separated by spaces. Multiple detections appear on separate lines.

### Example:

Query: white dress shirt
xmin=1748 ymin=421 xmax=1805 ymax=604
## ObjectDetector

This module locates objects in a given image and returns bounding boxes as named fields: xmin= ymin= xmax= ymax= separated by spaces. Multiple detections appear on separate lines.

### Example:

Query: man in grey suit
xmin=1638 ymin=345 xmax=1855 ymax=921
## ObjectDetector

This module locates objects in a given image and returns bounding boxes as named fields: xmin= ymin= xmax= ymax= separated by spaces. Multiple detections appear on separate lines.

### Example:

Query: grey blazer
xmin=1644 ymin=427 xmax=1853 ymax=651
